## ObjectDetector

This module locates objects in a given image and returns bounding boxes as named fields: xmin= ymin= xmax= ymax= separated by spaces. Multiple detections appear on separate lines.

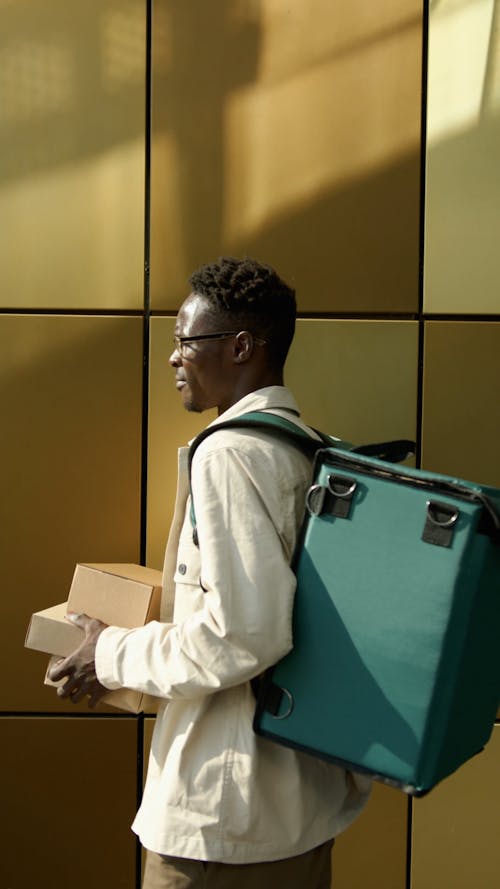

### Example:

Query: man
xmin=50 ymin=257 xmax=370 ymax=888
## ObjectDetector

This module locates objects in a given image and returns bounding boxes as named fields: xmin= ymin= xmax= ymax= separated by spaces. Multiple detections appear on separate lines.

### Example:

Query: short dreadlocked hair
xmin=188 ymin=257 xmax=296 ymax=369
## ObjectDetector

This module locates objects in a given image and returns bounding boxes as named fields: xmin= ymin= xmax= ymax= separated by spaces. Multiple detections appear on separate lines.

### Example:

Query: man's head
xmin=170 ymin=257 xmax=296 ymax=415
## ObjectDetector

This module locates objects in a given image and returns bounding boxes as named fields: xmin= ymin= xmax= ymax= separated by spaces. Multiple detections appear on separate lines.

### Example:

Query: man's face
xmin=169 ymin=293 xmax=236 ymax=414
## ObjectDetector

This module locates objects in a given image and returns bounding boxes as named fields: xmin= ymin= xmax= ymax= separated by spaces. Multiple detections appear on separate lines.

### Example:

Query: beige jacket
xmin=96 ymin=386 xmax=370 ymax=863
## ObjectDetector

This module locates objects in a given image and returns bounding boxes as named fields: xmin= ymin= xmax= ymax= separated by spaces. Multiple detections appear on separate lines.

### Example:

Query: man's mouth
xmin=176 ymin=378 xmax=187 ymax=390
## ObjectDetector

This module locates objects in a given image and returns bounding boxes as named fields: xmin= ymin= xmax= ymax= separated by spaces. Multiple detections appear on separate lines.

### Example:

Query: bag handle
xmin=354 ymin=440 xmax=416 ymax=463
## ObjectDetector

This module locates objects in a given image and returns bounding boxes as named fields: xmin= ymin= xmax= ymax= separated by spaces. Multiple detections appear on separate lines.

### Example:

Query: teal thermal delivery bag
xmin=189 ymin=411 xmax=500 ymax=795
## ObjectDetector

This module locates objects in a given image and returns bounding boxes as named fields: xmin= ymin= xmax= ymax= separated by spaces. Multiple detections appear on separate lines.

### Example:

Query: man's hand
xmin=48 ymin=612 xmax=109 ymax=708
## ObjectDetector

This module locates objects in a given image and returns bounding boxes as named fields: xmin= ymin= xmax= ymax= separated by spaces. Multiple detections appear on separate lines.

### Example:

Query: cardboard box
xmin=25 ymin=563 xmax=163 ymax=713
xmin=25 ymin=601 xmax=83 ymax=657
xmin=67 ymin=562 xmax=163 ymax=626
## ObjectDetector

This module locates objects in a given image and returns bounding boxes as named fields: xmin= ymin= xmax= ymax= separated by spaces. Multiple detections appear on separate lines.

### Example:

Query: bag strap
xmin=187 ymin=410 xmax=415 ymax=544
xmin=188 ymin=411 xmax=349 ymax=474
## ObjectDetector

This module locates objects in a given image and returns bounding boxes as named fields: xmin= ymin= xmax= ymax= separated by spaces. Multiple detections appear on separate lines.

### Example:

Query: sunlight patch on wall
xmin=427 ymin=0 xmax=495 ymax=146
xmin=101 ymin=1 xmax=146 ymax=91
xmin=0 ymin=38 xmax=72 ymax=123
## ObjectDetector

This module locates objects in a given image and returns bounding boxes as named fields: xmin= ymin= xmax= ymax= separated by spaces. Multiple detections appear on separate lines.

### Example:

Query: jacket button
xmin=178 ymin=563 xmax=187 ymax=575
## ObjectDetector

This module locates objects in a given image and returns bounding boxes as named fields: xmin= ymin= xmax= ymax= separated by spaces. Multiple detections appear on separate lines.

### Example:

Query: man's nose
xmin=169 ymin=346 xmax=181 ymax=366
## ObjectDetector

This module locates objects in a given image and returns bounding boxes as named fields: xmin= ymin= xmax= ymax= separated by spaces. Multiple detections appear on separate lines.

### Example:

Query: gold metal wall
xmin=2 ymin=717 xmax=138 ymax=888
xmin=424 ymin=0 xmax=500 ymax=314
xmin=1 ymin=314 xmax=143 ymax=713
xmin=0 ymin=1 xmax=146 ymax=310
xmin=149 ymin=0 xmax=422 ymax=313
xmin=1 ymin=2 xmax=146 ymax=885
xmin=1 ymin=1 xmax=498 ymax=887
xmin=411 ymin=726 xmax=500 ymax=889
xmin=412 ymin=3 xmax=500 ymax=883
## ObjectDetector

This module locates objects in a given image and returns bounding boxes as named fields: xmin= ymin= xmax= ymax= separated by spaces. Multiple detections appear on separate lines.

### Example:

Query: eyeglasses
xmin=172 ymin=331 xmax=266 ymax=357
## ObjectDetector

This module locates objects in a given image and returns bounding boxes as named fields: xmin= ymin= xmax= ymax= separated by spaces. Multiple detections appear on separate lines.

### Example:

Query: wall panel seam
xmin=140 ymin=0 xmax=153 ymax=569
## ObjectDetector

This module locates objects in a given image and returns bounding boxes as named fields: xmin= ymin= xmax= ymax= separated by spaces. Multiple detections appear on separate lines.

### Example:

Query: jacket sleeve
xmin=95 ymin=445 xmax=299 ymax=699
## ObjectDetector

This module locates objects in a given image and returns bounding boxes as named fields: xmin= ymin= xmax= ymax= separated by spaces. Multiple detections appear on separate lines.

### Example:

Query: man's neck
xmin=217 ymin=371 xmax=284 ymax=416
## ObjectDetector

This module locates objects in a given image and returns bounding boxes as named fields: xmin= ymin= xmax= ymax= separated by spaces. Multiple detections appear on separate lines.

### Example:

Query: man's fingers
xmin=56 ymin=674 xmax=90 ymax=703
xmin=66 ymin=611 xmax=108 ymax=639
xmin=48 ymin=657 xmax=73 ymax=682
xmin=56 ymin=674 xmax=79 ymax=698
xmin=67 ymin=685 xmax=89 ymax=704
xmin=56 ymin=675 xmax=103 ymax=707
xmin=65 ymin=611 xmax=90 ymax=630
xmin=47 ymin=613 xmax=107 ymax=706
xmin=88 ymin=686 xmax=105 ymax=709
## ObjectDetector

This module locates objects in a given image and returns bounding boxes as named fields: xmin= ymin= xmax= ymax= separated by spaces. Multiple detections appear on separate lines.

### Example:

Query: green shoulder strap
xmin=188 ymin=411 xmax=349 ymax=473
xmin=187 ymin=410 xmax=414 ymax=544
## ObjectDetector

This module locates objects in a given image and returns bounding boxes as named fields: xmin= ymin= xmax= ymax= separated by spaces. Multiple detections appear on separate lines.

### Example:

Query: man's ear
xmin=233 ymin=331 xmax=253 ymax=363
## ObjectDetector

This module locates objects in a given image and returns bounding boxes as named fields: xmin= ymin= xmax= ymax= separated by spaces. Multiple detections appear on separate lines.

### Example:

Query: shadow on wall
xmin=3 ymin=1 xmax=498 ymax=314
xmin=2 ymin=0 xmax=423 ymax=312
xmin=231 ymin=149 xmax=421 ymax=314
xmin=149 ymin=0 xmax=423 ymax=309
xmin=0 ymin=0 xmax=146 ymax=182
xmin=150 ymin=0 xmax=262 ymax=294
xmin=0 ymin=0 xmax=259 ymax=210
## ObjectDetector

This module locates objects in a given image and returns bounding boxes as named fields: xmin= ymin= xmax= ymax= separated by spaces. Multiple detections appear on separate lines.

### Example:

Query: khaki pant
xmin=142 ymin=840 xmax=334 ymax=889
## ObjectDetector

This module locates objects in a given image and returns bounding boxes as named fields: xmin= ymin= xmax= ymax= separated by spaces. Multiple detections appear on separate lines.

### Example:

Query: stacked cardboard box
xmin=26 ymin=563 xmax=163 ymax=713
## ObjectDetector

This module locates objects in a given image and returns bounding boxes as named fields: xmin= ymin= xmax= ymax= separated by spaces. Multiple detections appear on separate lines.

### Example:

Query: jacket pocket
xmin=172 ymin=525 xmax=204 ymax=621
